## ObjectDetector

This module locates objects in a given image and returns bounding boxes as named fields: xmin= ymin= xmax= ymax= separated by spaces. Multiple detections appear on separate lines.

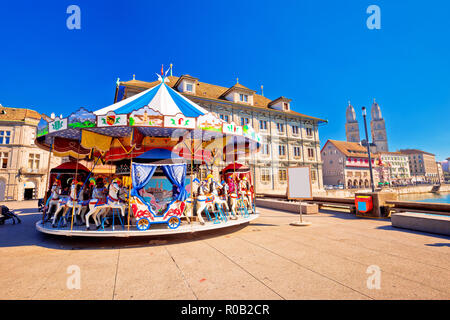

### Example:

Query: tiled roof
xmin=0 ymin=106 xmax=42 ymax=122
xmin=326 ymin=139 xmax=377 ymax=158
xmin=398 ymin=149 xmax=435 ymax=156
xmin=120 ymin=76 xmax=327 ymax=122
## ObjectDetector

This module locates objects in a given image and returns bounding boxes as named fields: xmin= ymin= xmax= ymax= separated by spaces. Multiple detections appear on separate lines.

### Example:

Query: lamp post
xmin=362 ymin=107 xmax=375 ymax=192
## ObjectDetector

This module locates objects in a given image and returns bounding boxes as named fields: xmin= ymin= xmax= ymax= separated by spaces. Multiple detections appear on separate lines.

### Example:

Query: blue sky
xmin=0 ymin=0 xmax=449 ymax=160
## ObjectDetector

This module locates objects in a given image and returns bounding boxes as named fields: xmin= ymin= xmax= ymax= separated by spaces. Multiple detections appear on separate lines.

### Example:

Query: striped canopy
xmin=94 ymin=81 xmax=208 ymax=117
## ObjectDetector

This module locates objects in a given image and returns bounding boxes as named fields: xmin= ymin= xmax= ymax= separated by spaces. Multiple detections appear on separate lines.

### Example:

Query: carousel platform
xmin=36 ymin=213 xmax=259 ymax=237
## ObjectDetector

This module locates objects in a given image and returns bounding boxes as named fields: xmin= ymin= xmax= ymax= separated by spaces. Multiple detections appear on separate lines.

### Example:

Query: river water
xmin=398 ymin=192 xmax=450 ymax=204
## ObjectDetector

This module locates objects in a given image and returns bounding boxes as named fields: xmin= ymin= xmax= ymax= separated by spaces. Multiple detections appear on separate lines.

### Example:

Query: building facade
xmin=377 ymin=152 xmax=411 ymax=185
xmin=398 ymin=149 xmax=439 ymax=183
xmin=117 ymin=74 xmax=327 ymax=194
xmin=321 ymin=140 xmax=379 ymax=188
xmin=0 ymin=105 xmax=61 ymax=201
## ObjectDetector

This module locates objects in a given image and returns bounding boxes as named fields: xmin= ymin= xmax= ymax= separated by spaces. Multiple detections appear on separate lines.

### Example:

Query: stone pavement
xmin=0 ymin=200 xmax=449 ymax=300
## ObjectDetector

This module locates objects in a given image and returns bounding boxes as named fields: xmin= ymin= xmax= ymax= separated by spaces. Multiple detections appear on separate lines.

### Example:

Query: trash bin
xmin=355 ymin=195 xmax=373 ymax=214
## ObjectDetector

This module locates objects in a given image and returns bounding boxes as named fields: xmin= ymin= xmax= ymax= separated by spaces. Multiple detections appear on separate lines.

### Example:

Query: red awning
xmin=50 ymin=161 xmax=90 ymax=173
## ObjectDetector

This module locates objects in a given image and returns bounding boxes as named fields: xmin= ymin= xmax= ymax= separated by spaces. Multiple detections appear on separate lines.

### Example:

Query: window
xmin=219 ymin=114 xmax=230 ymax=122
xmin=185 ymin=83 xmax=193 ymax=92
xmin=278 ymin=169 xmax=287 ymax=182
xmin=0 ymin=152 xmax=8 ymax=168
xmin=259 ymin=120 xmax=268 ymax=131
xmin=261 ymin=168 xmax=271 ymax=182
xmin=311 ymin=170 xmax=317 ymax=181
xmin=279 ymin=145 xmax=286 ymax=156
xmin=239 ymin=94 xmax=248 ymax=102
xmin=306 ymin=127 xmax=313 ymax=137
xmin=307 ymin=148 xmax=314 ymax=159
xmin=0 ymin=131 xmax=11 ymax=144
xmin=240 ymin=117 xmax=249 ymax=126
xmin=261 ymin=143 xmax=270 ymax=155
xmin=293 ymin=146 xmax=301 ymax=157
xmin=28 ymin=153 xmax=40 ymax=170
xmin=292 ymin=125 xmax=299 ymax=135
xmin=283 ymin=102 xmax=289 ymax=110
xmin=276 ymin=123 xmax=284 ymax=134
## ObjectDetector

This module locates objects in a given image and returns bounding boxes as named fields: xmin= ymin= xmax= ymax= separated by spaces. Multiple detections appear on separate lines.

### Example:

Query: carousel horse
xmin=210 ymin=179 xmax=234 ymax=219
xmin=44 ymin=182 xmax=62 ymax=221
xmin=238 ymin=176 xmax=252 ymax=212
xmin=73 ymin=184 xmax=91 ymax=225
xmin=51 ymin=180 xmax=81 ymax=228
xmin=226 ymin=176 xmax=240 ymax=218
xmin=183 ymin=177 xmax=201 ymax=224
xmin=85 ymin=179 xmax=126 ymax=230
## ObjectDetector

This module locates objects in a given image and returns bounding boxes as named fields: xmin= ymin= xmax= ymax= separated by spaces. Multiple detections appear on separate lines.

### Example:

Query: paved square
xmin=0 ymin=200 xmax=449 ymax=299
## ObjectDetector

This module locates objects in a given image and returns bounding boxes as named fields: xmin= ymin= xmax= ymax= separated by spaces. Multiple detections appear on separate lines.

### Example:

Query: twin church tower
xmin=345 ymin=99 xmax=388 ymax=153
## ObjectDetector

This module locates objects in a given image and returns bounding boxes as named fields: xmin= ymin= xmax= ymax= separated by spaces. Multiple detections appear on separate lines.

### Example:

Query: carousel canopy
xmin=94 ymin=82 xmax=209 ymax=117
xmin=36 ymin=74 xmax=261 ymax=162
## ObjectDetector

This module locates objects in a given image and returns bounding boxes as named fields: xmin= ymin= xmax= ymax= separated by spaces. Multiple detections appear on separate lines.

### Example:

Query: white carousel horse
xmin=44 ymin=184 xmax=62 ymax=221
xmin=85 ymin=180 xmax=126 ymax=230
xmin=210 ymin=179 xmax=234 ymax=219
xmin=51 ymin=181 xmax=79 ymax=228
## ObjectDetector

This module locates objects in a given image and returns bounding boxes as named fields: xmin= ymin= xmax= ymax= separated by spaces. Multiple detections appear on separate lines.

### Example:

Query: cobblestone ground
xmin=0 ymin=200 xmax=449 ymax=299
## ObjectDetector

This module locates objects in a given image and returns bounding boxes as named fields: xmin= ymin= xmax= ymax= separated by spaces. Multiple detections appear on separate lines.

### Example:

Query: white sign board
xmin=287 ymin=166 xmax=312 ymax=200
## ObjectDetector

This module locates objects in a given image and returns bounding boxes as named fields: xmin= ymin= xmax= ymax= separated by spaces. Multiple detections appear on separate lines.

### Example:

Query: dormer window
xmin=269 ymin=97 xmax=291 ymax=111
xmin=239 ymin=94 xmax=248 ymax=102
xmin=185 ymin=83 xmax=193 ymax=92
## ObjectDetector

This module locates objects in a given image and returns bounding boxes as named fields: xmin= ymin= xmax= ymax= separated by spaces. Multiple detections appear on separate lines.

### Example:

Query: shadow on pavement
xmin=376 ymin=224 xmax=450 ymax=240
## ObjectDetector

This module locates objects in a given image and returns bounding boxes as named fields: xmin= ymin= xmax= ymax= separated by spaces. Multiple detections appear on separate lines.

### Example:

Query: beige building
xmin=117 ymin=74 xmax=327 ymax=194
xmin=398 ymin=149 xmax=439 ymax=183
xmin=0 ymin=105 xmax=61 ymax=201
xmin=377 ymin=152 xmax=411 ymax=185
xmin=321 ymin=140 xmax=379 ymax=188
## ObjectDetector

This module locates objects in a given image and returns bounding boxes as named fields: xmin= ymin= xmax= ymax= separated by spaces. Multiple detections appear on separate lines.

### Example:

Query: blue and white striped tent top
xmin=94 ymin=79 xmax=209 ymax=118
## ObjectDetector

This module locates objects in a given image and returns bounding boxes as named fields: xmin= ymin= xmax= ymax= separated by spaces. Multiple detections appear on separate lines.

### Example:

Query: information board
xmin=287 ymin=166 xmax=313 ymax=200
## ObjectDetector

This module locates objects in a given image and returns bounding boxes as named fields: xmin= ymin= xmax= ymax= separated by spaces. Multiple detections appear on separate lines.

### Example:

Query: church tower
xmin=370 ymin=99 xmax=388 ymax=152
xmin=345 ymin=101 xmax=360 ymax=143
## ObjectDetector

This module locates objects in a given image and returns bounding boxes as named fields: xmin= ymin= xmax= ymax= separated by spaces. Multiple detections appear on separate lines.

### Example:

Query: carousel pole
xmin=127 ymin=129 xmax=135 ymax=231
xmin=190 ymin=135 xmax=195 ymax=219
xmin=41 ymin=138 xmax=54 ymax=224
xmin=70 ymin=137 xmax=82 ymax=232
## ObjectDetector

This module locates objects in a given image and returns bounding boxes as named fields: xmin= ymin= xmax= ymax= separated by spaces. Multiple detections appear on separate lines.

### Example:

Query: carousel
xmin=35 ymin=72 xmax=261 ymax=237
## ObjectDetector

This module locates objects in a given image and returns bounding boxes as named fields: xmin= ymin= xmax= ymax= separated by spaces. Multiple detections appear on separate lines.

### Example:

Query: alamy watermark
xmin=366 ymin=5 xmax=381 ymax=30
xmin=366 ymin=265 xmax=381 ymax=290
xmin=66 ymin=265 xmax=81 ymax=289
xmin=66 ymin=5 xmax=81 ymax=30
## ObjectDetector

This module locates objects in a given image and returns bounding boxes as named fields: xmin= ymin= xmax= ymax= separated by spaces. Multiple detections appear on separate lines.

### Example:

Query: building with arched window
xmin=0 ymin=105 xmax=61 ymax=201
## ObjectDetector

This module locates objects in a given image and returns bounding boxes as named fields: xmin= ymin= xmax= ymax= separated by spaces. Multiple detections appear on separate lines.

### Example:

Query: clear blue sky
xmin=0 ymin=0 xmax=449 ymax=160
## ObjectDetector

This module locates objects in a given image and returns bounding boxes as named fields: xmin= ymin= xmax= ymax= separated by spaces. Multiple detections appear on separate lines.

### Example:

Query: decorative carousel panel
xmin=222 ymin=122 xmax=243 ymax=136
xmin=164 ymin=114 xmax=196 ymax=129
xmin=242 ymin=124 xmax=262 ymax=143
xmin=129 ymin=106 xmax=163 ymax=127
xmin=97 ymin=111 xmax=128 ymax=127
xmin=196 ymin=113 xmax=224 ymax=132
xmin=49 ymin=117 xmax=68 ymax=133
xmin=37 ymin=118 xmax=49 ymax=137
xmin=68 ymin=107 xmax=97 ymax=129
